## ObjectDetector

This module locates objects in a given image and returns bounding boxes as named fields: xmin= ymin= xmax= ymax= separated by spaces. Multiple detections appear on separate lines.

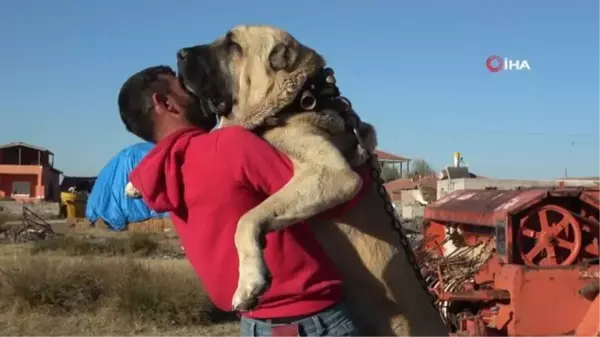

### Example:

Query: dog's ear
xmin=269 ymin=43 xmax=298 ymax=71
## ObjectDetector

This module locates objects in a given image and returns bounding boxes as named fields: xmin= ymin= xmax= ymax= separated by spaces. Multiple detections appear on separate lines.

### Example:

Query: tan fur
xmin=208 ymin=25 xmax=448 ymax=336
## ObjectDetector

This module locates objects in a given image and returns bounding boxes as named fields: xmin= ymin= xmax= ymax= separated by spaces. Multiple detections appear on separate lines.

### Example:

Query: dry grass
xmin=0 ymin=312 xmax=239 ymax=336
xmin=0 ymin=230 xmax=239 ymax=335
xmin=30 ymin=233 xmax=174 ymax=258
xmin=74 ymin=218 xmax=176 ymax=233
xmin=0 ymin=213 xmax=13 ymax=228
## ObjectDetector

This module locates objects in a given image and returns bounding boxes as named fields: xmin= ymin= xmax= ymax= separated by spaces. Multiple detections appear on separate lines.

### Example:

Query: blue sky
xmin=0 ymin=0 xmax=598 ymax=179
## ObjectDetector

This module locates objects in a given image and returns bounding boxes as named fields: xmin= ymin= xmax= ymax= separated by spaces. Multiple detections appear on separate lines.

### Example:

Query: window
xmin=11 ymin=181 xmax=31 ymax=196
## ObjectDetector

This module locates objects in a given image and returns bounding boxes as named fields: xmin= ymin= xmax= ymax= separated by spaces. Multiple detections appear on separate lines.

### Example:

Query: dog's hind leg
xmin=231 ymin=128 xmax=363 ymax=311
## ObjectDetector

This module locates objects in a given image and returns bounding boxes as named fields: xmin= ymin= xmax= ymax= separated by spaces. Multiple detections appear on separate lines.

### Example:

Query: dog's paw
xmin=124 ymin=181 xmax=142 ymax=199
xmin=231 ymin=257 xmax=271 ymax=312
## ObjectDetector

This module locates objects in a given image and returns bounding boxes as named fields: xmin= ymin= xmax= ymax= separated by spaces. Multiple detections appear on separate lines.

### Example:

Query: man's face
xmin=158 ymin=74 xmax=216 ymax=130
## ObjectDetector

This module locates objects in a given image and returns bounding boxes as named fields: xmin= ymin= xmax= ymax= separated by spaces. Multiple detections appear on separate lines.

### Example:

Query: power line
xmin=457 ymin=128 xmax=597 ymax=138
xmin=388 ymin=128 xmax=598 ymax=142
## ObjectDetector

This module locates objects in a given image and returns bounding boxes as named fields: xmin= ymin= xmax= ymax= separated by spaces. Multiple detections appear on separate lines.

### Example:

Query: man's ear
xmin=152 ymin=93 xmax=178 ymax=115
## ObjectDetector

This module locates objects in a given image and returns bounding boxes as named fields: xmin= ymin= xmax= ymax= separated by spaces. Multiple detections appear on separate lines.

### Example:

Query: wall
xmin=0 ymin=165 xmax=59 ymax=201
xmin=437 ymin=178 xmax=598 ymax=200
xmin=399 ymin=189 xmax=427 ymax=220
xmin=401 ymin=205 xmax=425 ymax=219
xmin=0 ymin=200 xmax=60 ymax=219
xmin=0 ymin=164 xmax=43 ymax=176
xmin=42 ymin=167 xmax=61 ymax=201
xmin=0 ymin=173 xmax=38 ymax=198
xmin=399 ymin=189 xmax=423 ymax=206
xmin=437 ymin=179 xmax=466 ymax=200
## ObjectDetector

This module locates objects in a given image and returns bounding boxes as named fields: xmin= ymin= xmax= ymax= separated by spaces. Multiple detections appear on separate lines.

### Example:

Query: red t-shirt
xmin=129 ymin=126 xmax=368 ymax=318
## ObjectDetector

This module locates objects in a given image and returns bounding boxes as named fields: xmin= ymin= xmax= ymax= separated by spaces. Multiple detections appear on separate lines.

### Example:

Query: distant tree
xmin=380 ymin=163 xmax=402 ymax=183
xmin=408 ymin=159 xmax=435 ymax=179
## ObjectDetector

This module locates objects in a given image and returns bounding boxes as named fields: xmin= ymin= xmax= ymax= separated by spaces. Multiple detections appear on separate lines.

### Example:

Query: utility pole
xmin=564 ymin=140 xmax=575 ymax=179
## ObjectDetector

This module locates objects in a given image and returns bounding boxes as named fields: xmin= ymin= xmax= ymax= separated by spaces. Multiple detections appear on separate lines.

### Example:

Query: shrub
xmin=30 ymin=233 xmax=165 ymax=257
xmin=0 ymin=257 xmax=236 ymax=327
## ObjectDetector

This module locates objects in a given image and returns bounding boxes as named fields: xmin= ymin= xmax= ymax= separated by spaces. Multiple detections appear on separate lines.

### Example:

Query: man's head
xmin=118 ymin=65 xmax=216 ymax=143
xmin=176 ymin=25 xmax=325 ymax=130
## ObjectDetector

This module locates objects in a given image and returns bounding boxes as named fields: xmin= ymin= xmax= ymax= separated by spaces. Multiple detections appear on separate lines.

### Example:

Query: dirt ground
xmin=0 ymin=218 xmax=240 ymax=336
xmin=0 ymin=315 xmax=239 ymax=336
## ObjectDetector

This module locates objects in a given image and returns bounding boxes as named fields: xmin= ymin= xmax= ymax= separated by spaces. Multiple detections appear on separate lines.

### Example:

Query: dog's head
xmin=177 ymin=25 xmax=325 ymax=129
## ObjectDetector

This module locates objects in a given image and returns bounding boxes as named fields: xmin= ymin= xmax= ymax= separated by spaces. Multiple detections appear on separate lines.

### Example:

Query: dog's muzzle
xmin=177 ymin=45 xmax=232 ymax=117
xmin=176 ymin=45 xmax=213 ymax=94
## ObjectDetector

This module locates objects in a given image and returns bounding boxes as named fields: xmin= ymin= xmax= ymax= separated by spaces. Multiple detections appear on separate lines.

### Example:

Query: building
xmin=0 ymin=142 xmax=62 ymax=202
xmin=375 ymin=150 xmax=411 ymax=178
xmin=384 ymin=174 xmax=438 ymax=205
xmin=384 ymin=152 xmax=483 ymax=220
xmin=60 ymin=176 xmax=97 ymax=193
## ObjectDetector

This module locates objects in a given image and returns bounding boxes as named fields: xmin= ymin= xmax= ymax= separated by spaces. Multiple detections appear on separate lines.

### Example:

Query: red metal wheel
xmin=518 ymin=204 xmax=583 ymax=266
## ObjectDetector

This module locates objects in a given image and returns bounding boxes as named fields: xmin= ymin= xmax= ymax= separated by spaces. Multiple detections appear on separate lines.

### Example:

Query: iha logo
xmin=485 ymin=55 xmax=531 ymax=72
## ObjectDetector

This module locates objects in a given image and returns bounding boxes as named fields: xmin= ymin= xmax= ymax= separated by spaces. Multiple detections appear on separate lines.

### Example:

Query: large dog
xmin=141 ymin=25 xmax=447 ymax=335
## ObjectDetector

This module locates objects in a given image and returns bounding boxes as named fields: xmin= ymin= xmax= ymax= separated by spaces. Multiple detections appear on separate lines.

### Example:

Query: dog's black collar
xmin=295 ymin=67 xmax=343 ymax=111
xmin=263 ymin=67 xmax=361 ymax=130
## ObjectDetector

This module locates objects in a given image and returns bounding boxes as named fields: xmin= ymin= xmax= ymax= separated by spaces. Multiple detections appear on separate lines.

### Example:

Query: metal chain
xmin=321 ymin=76 xmax=441 ymax=315
xmin=365 ymin=153 xmax=440 ymax=312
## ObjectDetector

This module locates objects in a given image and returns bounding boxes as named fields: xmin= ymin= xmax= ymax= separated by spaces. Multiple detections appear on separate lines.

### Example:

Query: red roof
xmin=384 ymin=178 xmax=418 ymax=193
xmin=375 ymin=150 xmax=410 ymax=162
xmin=417 ymin=174 xmax=438 ymax=190
xmin=384 ymin=179 xmax=416 ymax=202
xmin=384 ymin=174 xmax=439 ymax=195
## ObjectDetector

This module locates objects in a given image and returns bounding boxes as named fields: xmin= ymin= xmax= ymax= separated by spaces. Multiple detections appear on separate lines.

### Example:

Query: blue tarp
xmin=85 ymin=142 xmax=168 ymax=231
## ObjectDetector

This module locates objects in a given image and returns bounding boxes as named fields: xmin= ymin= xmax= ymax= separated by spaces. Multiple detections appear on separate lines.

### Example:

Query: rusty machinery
xmin=417 ymin=186 xmax=599 ymax=336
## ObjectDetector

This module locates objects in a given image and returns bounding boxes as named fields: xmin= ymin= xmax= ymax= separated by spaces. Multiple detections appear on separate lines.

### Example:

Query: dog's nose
xmin=177 ymin=48 xmax=189 ymax=61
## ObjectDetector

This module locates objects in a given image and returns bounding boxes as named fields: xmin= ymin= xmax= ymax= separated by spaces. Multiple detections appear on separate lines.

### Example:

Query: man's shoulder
xmin=212 ymin=126 xmax=259 ymax=140
xmin=184 ymin=126 xmax=275 ymax=165
xmin=210 ymin=126 xmax=271 ymax=152
xmin=185 ymin=126 xmax=257 ymax=148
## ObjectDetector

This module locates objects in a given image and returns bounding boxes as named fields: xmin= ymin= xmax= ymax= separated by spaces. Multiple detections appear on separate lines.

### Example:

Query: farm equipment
xmin=417 ymin=186 xmax=599 ymax=336
xmin=0 ymin=206 xmax=59 ymax=243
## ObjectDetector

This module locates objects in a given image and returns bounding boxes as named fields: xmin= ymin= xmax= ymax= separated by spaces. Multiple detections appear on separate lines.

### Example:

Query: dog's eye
xmin=227 ymin=40 xmax=242 ymax=54
xmin=225 ymin=32 xmax=242 ymax=55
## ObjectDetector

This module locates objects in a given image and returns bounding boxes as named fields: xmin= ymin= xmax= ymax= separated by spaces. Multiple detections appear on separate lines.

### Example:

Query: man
xmin=118 ymin=65 xmax=364 ymax=336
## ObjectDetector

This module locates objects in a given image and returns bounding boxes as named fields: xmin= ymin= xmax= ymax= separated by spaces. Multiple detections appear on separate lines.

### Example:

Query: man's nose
xmin=177 ymin=48 xmax=189 ymax=61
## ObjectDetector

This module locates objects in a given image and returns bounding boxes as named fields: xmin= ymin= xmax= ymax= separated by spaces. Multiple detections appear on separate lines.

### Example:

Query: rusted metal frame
xmin=436 ymin=289 xmax=511 ymax=302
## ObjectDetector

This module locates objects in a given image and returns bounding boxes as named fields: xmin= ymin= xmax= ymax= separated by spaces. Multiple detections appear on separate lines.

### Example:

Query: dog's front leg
xmin=232 ymin=131 xmax=363 ymax=311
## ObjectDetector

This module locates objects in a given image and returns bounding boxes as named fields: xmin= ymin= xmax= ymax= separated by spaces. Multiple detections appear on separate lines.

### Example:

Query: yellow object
xmin=60 ymin=192 xmax=87 ymax=219
xmin=453 ymin=152 xmax=461 ymax=167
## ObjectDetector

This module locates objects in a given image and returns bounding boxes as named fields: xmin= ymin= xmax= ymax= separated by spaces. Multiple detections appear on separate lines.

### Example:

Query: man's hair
xmin=118 ymin=65 xmax=175 ymax=142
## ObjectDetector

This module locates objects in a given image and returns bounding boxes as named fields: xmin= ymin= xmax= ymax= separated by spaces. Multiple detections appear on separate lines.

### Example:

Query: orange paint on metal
xmin=424 ymin=189 xmax=547 ymax=227
xmin=575 ymin=294 xmax=599 ymax=336
xmin=494 ymin=264 xmax=599 ymax=336
xmin=517 ymin=204 xmax=583 ymax=266
xmin=422 ymin=221 xmax=447 ymax=255
xmin=437 ymin=289 xmax=510 ymax=302
xmin=421 ymin=186 xmax=599 ymax=336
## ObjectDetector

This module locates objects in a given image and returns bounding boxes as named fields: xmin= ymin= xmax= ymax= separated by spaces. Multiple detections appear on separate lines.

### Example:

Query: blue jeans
xmin=240 ymin=302 xmax=361 ymax=336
